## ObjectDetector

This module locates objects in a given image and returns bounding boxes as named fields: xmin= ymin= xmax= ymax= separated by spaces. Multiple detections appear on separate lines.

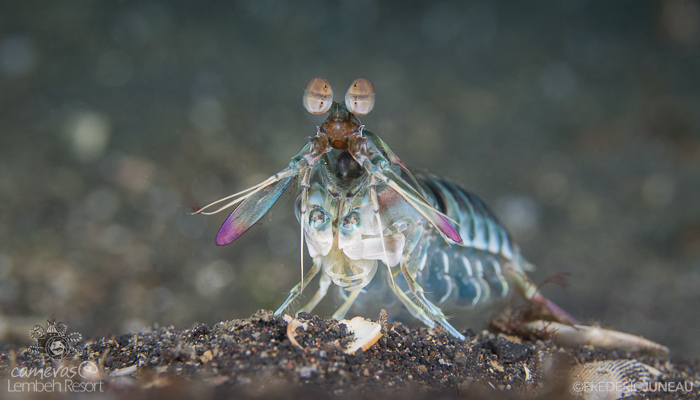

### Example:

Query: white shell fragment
xmin=339 ymin=316 xmax=382 ymax=355
xmin=570 ymin=359 xmax=660 ymax=400
xmin=284 ymin=315 xmax=308 ymax=349
xmin=525 ymin=320 xmax=669 ymax=356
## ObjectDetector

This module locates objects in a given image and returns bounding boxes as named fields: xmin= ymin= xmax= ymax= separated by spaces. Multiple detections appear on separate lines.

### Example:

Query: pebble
xmin=298 ymin=366 xmax=317 ymax=379
xmin=487 ymin=337 xmax=530 ymax=363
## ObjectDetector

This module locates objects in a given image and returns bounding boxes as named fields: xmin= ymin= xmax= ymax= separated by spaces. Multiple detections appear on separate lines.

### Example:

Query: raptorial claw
xmin=216 ymin=176 xmax=293 ymax=245
xmin=347 ymin=135 xmax=463 ymax=245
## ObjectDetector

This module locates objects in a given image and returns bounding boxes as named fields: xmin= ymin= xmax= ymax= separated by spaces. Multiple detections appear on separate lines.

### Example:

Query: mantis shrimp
xmin=194 ymin=78 xmax=669 ymax=355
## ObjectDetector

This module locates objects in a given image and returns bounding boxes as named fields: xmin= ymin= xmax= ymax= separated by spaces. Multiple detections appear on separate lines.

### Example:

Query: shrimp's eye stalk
xmin=303 ymin=77 xmax=333 ymax=115
xmin=345 ymin=78 xmax=375 ymax=116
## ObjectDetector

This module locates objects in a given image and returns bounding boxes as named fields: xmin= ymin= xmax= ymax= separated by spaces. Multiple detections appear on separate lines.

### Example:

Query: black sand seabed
xmin=1 ymin=310 xmax=698 ymax=400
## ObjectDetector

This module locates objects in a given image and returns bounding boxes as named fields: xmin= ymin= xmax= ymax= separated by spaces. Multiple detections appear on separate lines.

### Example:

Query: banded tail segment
xmin=411 ymin=173 xmax=520 ymax=309
xmin=414 ymin=173 xmax=516 ymax=260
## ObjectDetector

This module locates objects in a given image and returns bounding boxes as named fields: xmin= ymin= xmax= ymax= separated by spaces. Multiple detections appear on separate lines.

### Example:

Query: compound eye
xmin=345 ymin=78 xmax=375 ymax=116
xmin=303 ymin=77 xmax=333 ymax=115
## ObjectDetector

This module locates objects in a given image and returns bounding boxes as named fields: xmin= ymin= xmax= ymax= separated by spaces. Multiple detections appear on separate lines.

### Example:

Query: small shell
xmin=339 ymin=316 xmax=382 ymax=354
xmin=525 ymin=320 xmax=669 ymax=356
xmin=345 ymin=78 xmax=375 ymax=116
xmin=285 ymin=315 xmax=308 ymax=349
xmin=303 ymin=77 xmax=333 ymax=115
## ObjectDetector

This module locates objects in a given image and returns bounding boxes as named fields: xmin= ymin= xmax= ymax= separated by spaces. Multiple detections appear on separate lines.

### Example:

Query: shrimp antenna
xmin=298 ymin=168 xmax=312 ymax=292
xmin=192 ymin=169 xmax=298 ymax=216
xmin=300 ymin=216 xmax=305 ymax=291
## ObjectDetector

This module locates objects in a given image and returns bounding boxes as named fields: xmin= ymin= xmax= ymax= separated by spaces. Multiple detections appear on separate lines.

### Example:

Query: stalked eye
xmin=309 ymin=208 xmax=329 ymax=229
xmin=340 ymin=212 xmax=360 ymax=230
xmin=345 ymin=78 xmax=375 ymax=116
xmin=303 ymin=77 xmax=333 ymax=115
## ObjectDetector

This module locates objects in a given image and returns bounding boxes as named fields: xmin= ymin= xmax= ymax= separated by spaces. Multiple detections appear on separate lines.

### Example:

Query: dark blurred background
xmin=1 ymin=0 xmax=699 ymax=358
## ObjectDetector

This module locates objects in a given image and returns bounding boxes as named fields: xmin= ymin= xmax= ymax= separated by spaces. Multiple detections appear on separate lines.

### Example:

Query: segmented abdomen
xmin=413 ymin=172 xmax=522 ymax=309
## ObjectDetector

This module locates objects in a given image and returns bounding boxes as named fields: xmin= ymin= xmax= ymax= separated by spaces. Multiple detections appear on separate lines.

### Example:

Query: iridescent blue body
xmin=411 ymin=172 xmax=526 ymax=311
xmin=281 ymin=161 xmax=541 ymax=340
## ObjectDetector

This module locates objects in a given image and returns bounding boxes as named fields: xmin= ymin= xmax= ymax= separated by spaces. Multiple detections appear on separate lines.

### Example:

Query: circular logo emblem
xmin=45 ymin=336 xmax=69 ymax=360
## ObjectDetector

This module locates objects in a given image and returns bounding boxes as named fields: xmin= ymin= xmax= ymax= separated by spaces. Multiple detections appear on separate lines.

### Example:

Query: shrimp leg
xmin=274 ymin=259 xmax=322 ymax=316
